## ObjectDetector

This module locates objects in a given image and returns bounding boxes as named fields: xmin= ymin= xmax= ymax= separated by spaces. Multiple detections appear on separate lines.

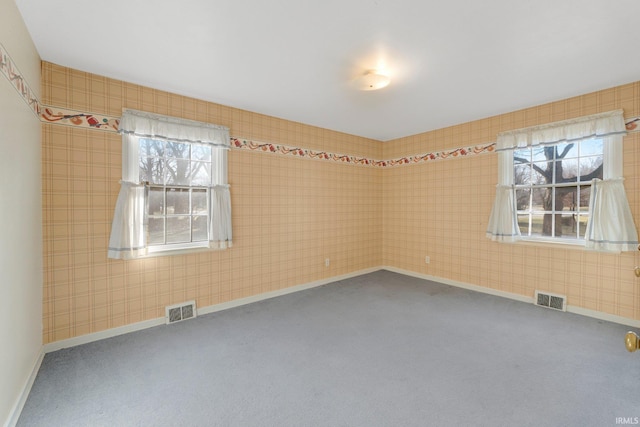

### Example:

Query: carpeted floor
xmin=18 ymin=270 xmax=640 ymax=426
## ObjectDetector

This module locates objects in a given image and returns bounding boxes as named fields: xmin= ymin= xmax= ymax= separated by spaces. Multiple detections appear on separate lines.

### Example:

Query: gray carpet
xmin=18 ymin=270 xmax=640 ymax=427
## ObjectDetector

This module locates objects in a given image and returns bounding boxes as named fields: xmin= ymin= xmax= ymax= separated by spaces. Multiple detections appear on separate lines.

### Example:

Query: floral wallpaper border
xmin=34 ymin=107 xmax=500 ymax=167
xmin=0 ymin=42 xmax=40 ymax=118
xmin=231 ymin=137 xmax=383 ymax=166
xmin=231 ymin=137 xmax=499 ymax=166
xmin=2 ymin=42 xmax=640 ymax=168
xmin=40 ymin=105 xmax=120 ymax=131
xmin=31 ymin=107 xmax=640 ymax=168
xmin=231 ymin=137 xmax=495 ymax=167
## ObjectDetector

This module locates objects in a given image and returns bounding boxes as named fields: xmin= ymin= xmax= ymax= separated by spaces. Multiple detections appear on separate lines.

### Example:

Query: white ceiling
xmin=15 ymin=0 xmax=640 ymax=141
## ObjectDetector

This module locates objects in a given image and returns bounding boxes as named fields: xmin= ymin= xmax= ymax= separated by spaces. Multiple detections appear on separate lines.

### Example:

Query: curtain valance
xmin=496 ymin=110 xmax=626 ymax=151
xmin=119 ymin=109 xmax=230 ymax=147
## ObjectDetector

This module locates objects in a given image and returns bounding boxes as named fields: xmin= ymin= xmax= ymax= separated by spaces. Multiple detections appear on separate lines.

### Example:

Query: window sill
xmin=511 ymin=238 xmax=621 ymax=254
xmin=518 ymin=236 xmax=584 ymax=247
xmin=143 ymin=244 xmax=223 ymax=258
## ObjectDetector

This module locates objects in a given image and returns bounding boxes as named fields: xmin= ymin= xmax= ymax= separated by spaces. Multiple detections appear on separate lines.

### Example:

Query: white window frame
xmin=486 ymin=110 xmax=637 ymax=252
xmin=108 ymin=110 xmax=232 ymax=260
xmin=138 ymin=137 xmax=218 ymax=253
xmin=511 ymin=137 xmax=604 ymax=245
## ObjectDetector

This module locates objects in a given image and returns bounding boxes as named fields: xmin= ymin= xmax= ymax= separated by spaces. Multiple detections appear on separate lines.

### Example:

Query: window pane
xmin=531 ymin=187 xmax=548 ymax=211
xmin=139 ymin=139 xmax=163 ymax=157
xmin=192 ymin=189 xmax=207 ymax=214
xmin=166 ymin=188 xmax=189 ymax=215
xmin=531 ymin=147 xmax=547 ymax=162
xmin=165 ymin=141 xmax=190 ymax=159
xmin=560 ymin=158 xmax=578 ymax=180
xmin=514 ymin=148 xmax=531 ymax=162
xmin=532 ymin=161 xmax=549 ymax=184
xmin=559 ymin=186 xmax=577 ymax=212
xmin=529 ymin=213 xmax=545 ymax=236
xmin=579 ymin=186 xmax=591 ymax=211
xmin=191 ymin=161 xmax=211 ymax=186
xmin=577 ymin=214 xmax=588 ymax=238
xmin=514 ymin=164 xmax=531 ymax=186
xmin=515 ymin=188 xmax=531 ymax=211
xmin=578 ymin=156 xmax=603 ymax=180
xmin=517 ymin=214 xmax=531 ymax=236
xmin=165 ymin=159 xmax=191 ymax=185
xmin=556 ymin=142 xmax=579 ymax=159
xmin=166 ymin=216 xmax=191 ymax=243
xmin=139 ymin=157 xmax=164 ymax=184
xmin=148 ymin=218 xmax=165 ymax=245
xmin=580 ymin=139 xmax=603 ymax=156
xmin=148 ymin=187 xmax=164 ymax=215
xmin=192 ymin=216 xmax=208 ymax=241
xmin=559 ymin=213 xmax=578 ymax=239
xmin=191 ymin=144 xmax=211 ymax=161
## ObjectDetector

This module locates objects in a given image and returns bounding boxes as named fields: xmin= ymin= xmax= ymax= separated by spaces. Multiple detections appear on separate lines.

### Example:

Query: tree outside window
xmin=513 ymin=139 xmax=603 ymax=240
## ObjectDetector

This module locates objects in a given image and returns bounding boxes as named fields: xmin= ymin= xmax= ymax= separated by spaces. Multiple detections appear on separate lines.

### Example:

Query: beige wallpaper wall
xmin=383 ymin=82 xmax=640 ymax=321
xmin=41 ymin=62 xmax=383 ymax=344
xmin=41 ymin=61 xmax=640 ymax=344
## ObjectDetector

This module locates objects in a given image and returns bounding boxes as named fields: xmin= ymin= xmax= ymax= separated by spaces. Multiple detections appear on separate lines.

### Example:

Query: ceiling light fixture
xmin=356 ymin=70 xmax=391 ymax=91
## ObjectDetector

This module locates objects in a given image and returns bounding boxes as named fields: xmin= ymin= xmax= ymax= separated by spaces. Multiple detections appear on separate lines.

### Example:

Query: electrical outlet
xmin=425 ymin=256 xmax=430 ymax=264
xmin=325 ymin=258 xmax=330 ymax=267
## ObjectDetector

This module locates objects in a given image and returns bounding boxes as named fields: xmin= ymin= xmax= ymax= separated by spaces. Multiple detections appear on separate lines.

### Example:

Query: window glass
xmin=513 ymin=138 xmax=603 ymax=240
xmin=140 ymin=139 xmax=214 ymax=249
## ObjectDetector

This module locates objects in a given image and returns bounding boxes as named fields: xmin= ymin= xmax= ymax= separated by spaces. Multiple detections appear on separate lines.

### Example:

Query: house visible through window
xmin=513 ymin=138 xmax=603 ymax=241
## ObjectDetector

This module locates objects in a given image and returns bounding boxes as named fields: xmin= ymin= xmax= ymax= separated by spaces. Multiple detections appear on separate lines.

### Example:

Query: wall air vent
xmin=534 ymin=291 xmax=566 ymax=312
xmin=165 ymin=300 xmax=197 ymax=324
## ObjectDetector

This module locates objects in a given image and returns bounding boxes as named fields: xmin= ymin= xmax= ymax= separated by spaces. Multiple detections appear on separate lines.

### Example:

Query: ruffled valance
xmin=119 ymin=109 xmax=230 ymax=147
xmin=496 ymin=110 xmax=626 ymax=151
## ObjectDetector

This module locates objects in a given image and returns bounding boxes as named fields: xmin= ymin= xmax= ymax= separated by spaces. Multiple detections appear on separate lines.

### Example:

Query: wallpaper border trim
xmin=0 ymin=42 xmax=40 ymax=118
xmin=2 ymin=43 xmax=639 ymax=168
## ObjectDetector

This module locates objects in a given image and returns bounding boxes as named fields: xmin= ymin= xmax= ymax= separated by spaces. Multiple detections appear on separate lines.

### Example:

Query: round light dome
xmin=356 ymin=71 xmax=391 ymax=91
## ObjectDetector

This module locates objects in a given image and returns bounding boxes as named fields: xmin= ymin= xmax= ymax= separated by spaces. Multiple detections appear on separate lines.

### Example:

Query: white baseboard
xmin=382 ymin=266 xmax=534 ymax=304
xmin=5 ymin=350 xmax=44 ymax=427
xmin=382 ymin=266 xmax=640 ymax=329
xmin=566 ymin=305 xmax=640 ymax=329
xmin=43 ymin=317 xmax=166 ymax=353
xmin=198 ymin=267 xmax=381 ymax=317
xmin=43 ymin=267 xmax=382 ymax=354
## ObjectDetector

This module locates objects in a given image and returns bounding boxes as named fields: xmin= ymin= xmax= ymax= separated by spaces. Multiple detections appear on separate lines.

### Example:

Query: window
xmin=108 ymin=110 xmax=232 ymax=260
xmin=513 ymin=138 xmax=602 ymax=242
xmin=486 ymin=110 xmax=638 ymax=252
xmin=140 ymin=139 xmax=215 ymax=251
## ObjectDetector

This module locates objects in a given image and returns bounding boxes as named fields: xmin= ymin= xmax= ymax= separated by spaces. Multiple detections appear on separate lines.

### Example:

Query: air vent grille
xmin=534 ymin=291 xmax=566 ymax=312
xmin=165 ymin=300 xmax=197 ymax=324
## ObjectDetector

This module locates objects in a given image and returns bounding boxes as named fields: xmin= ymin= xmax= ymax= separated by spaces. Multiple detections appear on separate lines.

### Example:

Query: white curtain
xmin=108 ymin=134 xmax=146 ymax=259
xmin=209 ymin=185 xmax=232 ymax=249
xmin=487 ymin=110 xmax=638 ymax=251
xmin=584 ymin=132 xmax=638 ymax=251
xmin=585 ymin=178 xmax=638 ymax=251
xmin=107 ymin=182 xmax=146 ymax=259
xmin=108 ymin=110 xmax=232 ymax=259
xmin=209 ymin=145 xmax=232 ymax=249
xmin=486 ymin=149 xmax=520 ymax=242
